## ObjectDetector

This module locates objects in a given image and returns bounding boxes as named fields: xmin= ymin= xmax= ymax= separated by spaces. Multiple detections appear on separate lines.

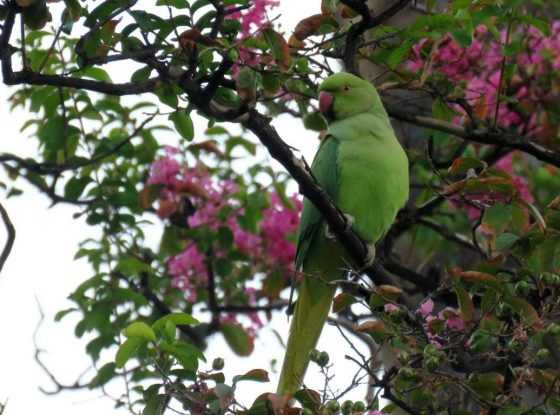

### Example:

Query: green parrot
xmin=277 ymin=72 xmax=409 ymax=397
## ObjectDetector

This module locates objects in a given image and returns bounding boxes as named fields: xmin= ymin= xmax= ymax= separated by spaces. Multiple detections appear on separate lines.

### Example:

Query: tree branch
xmin=340 ymin=0 xmax=412 ymax=74
xmin=0 ymin=201 xmax=15 ymax=274
xmin=387 ymin=105 xmax=560 ymax=168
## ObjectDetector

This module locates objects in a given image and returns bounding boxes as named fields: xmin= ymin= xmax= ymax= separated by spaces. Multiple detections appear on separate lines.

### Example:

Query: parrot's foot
xmin=324 ymin=225 xmax=335 ymax=240
xmin=364 ymin=244 xmax=376 ymax=267
xmin=344 ymin=213 xmax=355 ymax=230
xmin=325 ymin=214 xmax=354 ymax=240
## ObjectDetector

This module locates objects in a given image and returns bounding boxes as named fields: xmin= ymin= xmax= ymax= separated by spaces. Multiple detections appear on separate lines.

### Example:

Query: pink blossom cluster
xmin=408 ymin=22 xmax=560 ymax=139
xmin=225 ymin=0 xmax=279 ymax=73
xmin=169 ymin=244 xmax=208 ymax=302
xmin=226 ymin=0 xmax=279 ymax=38
xmin=147 ymin=150 xmax=301 ymax=309
xmin=416 ymin=298 xmax=465 ymax=348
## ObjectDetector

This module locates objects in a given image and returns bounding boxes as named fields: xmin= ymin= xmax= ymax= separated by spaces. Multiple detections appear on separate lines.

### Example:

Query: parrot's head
xmin=318 ymin=72 xmax=383 ymax=122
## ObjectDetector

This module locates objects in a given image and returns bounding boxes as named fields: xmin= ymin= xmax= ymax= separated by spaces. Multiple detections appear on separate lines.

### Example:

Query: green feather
xmin=277 ymin=72 xmax=409 ymax=397
xmin=278 ymin=135 xmax=344 ymax=395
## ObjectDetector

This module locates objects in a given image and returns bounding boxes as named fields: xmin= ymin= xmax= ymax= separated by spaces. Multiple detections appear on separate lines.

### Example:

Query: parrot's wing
xmin=295 ymin=135 xmax=340 ymax=270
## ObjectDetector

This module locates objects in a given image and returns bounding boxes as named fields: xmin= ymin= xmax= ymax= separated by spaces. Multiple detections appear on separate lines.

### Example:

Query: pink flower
xmin=168 ymin=244 xmax=208 ymax=302
xmin=226 ymin=0 xmax=279 ymax=37
xmin=233 ymin=226 xmax=262 ymax=255
xmin=368 ymin=411 xmax=387 ymax=415
xmin=438 ymin=307 xmax=466 ymax=331
xmin=268 ymin=239 xmax=296 ymax=265
xmin=384 ymin=303 xmax=399 ymax=313
xmin=148 ymin=157 xmax=181 ymax=186
xmin=446 ymin=316 xmax=466 ymax=331
xmin=417 ymin=298 xmax=434 ymax=318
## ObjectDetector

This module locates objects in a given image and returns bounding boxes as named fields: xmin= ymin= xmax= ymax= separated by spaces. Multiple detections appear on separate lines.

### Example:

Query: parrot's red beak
xmin=318 ymin=91 xmax=334 ymax=116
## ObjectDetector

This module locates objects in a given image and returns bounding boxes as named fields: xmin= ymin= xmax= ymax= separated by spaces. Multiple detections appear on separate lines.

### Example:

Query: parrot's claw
xmin=364 ymin=244 xmax=376 ymax=267
xmin=324 ymin=225 xmax=336 ymax=240
xmin=344 ymin=213 xmax=355 ymax=230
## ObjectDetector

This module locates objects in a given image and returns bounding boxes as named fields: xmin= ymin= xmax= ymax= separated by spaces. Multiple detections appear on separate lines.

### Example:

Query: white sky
xmin=0 ymin=2 xmax=372 ymax=413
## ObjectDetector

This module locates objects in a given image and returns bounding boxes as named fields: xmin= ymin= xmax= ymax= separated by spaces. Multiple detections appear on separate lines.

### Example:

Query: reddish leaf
xmin=448 ymin=157 xmax=487 ymax=176
xmin=356 ymin=320 xmax=386 ymax=334
xmin=454 ymin=269 xmax=500 ymax=284
xmin=262 ymin=28 xmax=291 ymax=71
xmin=234 ymin=368 xmax=270 ymax=383
xmin=178 ymin=28 xmax=219 ymax=49
xmin=188 ymin=140 xmax=225 ymax=158
xmin=505 ymin=297 xmax=541 ymax=328
xmin=293 ymin=14 xmax=329 ymax=41
xmin=332 ymin=292 xmax=356 ymax=313
xmin=375 ymin=284 xmax=403 ymax=301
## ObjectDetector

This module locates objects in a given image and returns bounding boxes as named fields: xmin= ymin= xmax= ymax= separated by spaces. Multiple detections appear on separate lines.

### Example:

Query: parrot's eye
xmin=343 ymin=85 xmax=350 ymax=91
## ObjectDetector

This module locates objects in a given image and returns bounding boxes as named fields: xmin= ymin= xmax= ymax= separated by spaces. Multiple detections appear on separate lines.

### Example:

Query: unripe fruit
xmin=317 ymin=351 xmax=330 ymax=367
xmin=326 ymin=400 xmax=340 ymax=413
xmin=309 ymin=349 xmax=320 ymax=362
xmin=341 ymin=400 xmax=353 ymax=415
xmin=352 ymin=401 xmax=366 ymax=413
xmin=212 ymin=357 xmax=224 ymax=371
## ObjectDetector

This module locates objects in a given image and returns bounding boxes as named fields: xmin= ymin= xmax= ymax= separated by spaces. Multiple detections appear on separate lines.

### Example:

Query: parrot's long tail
xmin=276 ymin=269 xmax=337 ymax=397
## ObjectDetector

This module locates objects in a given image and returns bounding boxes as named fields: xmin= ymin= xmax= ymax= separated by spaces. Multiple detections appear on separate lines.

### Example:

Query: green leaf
xmin=156 ymin=0 xmax=188 ymax=7
xmin=505 ymin=297 xmax=540 ymax=327
xmin=386 ymin=40 xmax=413 ymax=69
xmin=80 ymin=67 xmax=112 ymax=82
xmin=142 ymin=394 xmax=167 ymax=415
xmin=205 ymin=126 xmax=229 ymax=136
xmin=496 ymin=408 xmax=524 ymax=415
xmin=432 ymin=97 xmax=458 ymax=121
xmin=159 ymin=341 xmax=203 ymax=371
xmin=294 ymin=389 xmax=321 ymax=412
xmin=115 ymin=337 xmax=144 ymax=368
xmin=63 ymin=0 xmax=81 ymax=20
xmin=85 ymin=0 xmax=128 ymax=27
xmin=152 ymin=313 xmax=199 ymax=333
xmin=262 ymin=27 xmax=291 ymax=71
xmin=123 ymin=321 xmax=156 ymax=342
xmin=221 ymin=323 xmax=254 ymax=356
xmin=169 ymin=110 xmax=194 ymax=141
xmin=38 ymin=116 xmax=65 ymax=155
xmin=64 ymin=176 xmax=91 ymax=200
xmin=116 ymin=255 xmax=151 ymax=275
xmin=303 ymin=112 xmax=327 ymax=131
xmin=448 ymin=156 xmax=486 ymax=176
xmin=225 ymin=136 xmax=256 ymax=156
xmin=54 ymin=308 xmax=76 ymax=322
xmin=154 ymin=84 xmax=179 ymax=109
xmin=131 ymin=66 xmax=152 ymax=82
xmin=496 ymin=233 xmax=519 ymax=251
xmin=262 ymin=72 xmax=281 ymax=96
xmin=454 ymin=283 xmax=474 ymax=323
xmin=89 ymin=362 xmax=116 ymax=388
